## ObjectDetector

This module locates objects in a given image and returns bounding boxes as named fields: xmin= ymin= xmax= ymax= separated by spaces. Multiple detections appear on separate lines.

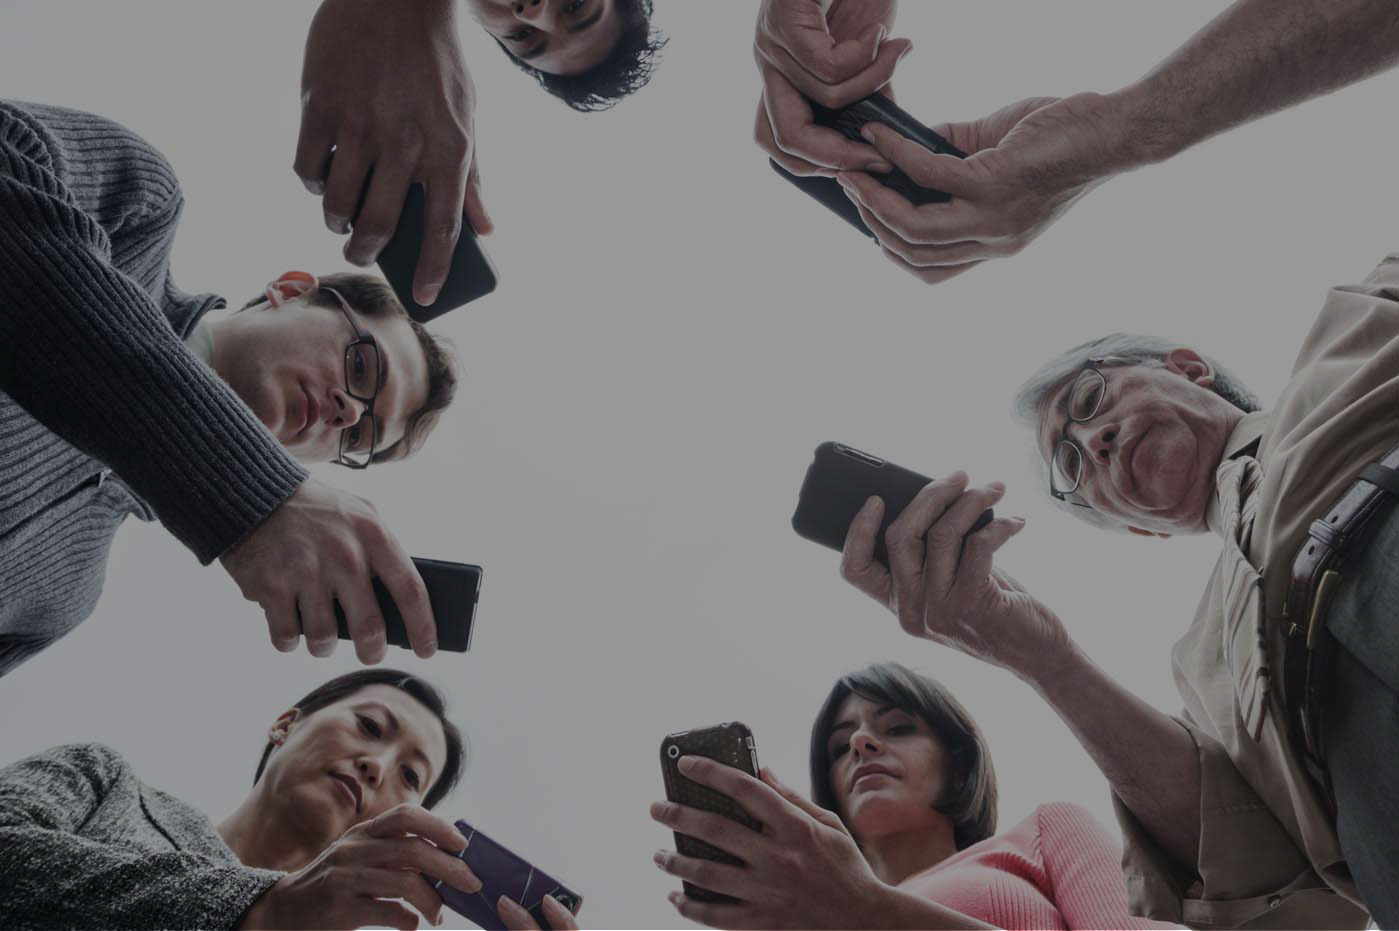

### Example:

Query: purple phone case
xmin=435 ymin=820 xmax=582 ymax=930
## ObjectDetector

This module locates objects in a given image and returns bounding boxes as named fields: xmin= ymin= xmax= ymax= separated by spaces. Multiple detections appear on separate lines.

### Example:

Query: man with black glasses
xmin=0 ymin=100 xmax=459 ymax=677
xmin=836 ymin=255 xmax=1399 ymax=927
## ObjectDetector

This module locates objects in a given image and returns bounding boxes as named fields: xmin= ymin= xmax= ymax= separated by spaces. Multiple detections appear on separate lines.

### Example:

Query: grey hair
xmin=1010 ymin=332 xmax=1261 ymax=531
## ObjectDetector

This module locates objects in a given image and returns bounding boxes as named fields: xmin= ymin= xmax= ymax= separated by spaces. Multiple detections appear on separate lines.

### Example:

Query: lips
xmin=328 ymin=771 xmax=362 ymax=813
xmin=298 ymin=384 xmax=320 ymax=438
xmin=848 ymin=763 xmax=896 ymax=793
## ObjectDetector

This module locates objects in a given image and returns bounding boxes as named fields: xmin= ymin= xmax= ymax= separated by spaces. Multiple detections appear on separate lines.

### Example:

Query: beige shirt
xmin=1113 ymin=254 xmax=1399 ymax=930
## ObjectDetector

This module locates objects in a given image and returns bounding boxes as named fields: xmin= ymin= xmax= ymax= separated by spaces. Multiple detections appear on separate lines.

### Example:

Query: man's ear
xmin=1127 ymin=526 xmax=1172 ymax=539
xmin=267 ymin=708 xmax=302 ymax=746
xmin=1165 ymin=348 xmax=1214 ymax=388
xmin=264 ymin=271 xmax=318 ymax=308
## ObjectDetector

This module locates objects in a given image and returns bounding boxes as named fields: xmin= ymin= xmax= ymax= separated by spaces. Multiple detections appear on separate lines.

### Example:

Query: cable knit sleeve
xmin=0 ymin=102 xmax=306 ymax=563
xmin=1037 ymin=802 xmax=1176 ymax=930
xmin=0 ymin=743 xmax=281 ymax=930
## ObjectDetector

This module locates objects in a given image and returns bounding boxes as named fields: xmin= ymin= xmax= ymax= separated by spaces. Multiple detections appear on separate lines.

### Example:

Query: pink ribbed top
xmin=899 ymin=802 xmax=1175 ymax=930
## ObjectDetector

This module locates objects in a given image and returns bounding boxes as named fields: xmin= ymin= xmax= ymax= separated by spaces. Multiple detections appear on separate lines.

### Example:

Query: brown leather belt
xmin=1283 ymin=441 xmax=1399 ymax=799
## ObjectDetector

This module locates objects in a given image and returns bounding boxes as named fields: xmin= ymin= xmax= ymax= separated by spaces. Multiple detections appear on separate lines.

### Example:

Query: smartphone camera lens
xmin=666 ymin=744 xmax=680 ymax=759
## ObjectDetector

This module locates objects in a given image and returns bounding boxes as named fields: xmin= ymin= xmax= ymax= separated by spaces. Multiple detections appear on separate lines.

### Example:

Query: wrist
xmin=236 ymin=883 xmax=281 ymax=931
xmin=1105 ymin=75 xmax=1192 ymax=167
xmin=1018 ymin=634 xmax=1087 ymax=698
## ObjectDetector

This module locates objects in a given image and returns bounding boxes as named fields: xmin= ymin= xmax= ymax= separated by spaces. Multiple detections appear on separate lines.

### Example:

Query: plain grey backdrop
xmin=2 ymin=2 xmax=1397 ymax=928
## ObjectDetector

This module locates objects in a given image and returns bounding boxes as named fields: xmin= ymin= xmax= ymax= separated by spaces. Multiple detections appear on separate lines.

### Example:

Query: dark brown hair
xmin=241 ymin=272 xmax=457 ymax=463
xmin=253 ymin=668 xmax=465 ymax=810
xmin=809 ymin=662 xmax=997 ymax=850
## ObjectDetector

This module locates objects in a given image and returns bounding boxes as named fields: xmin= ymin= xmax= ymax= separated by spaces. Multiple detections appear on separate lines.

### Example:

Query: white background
xmin=2 ymin=2 xmax=1397 ymax=928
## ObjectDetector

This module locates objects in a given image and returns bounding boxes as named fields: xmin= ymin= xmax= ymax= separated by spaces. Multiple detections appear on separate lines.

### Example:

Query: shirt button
xmin=1268 ymin=896 xmax=1281 ymax=909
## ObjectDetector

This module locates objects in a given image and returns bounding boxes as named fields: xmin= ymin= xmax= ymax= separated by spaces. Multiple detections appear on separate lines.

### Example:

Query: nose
xmin=1074 ymin=420 xmax=1120 ymax=466
xmin=327 ymin=387 xmax=366 ymax=428
xmin=513 ymin=0 xmax=560 ymax=30
xmin=356 ymin=754 xmax=382 ymax=790
xmin=850 ymin=728 xmax=882 ymax=760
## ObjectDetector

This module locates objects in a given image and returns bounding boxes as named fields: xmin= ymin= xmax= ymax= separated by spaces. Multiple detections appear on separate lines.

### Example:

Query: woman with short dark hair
xmin=651 ymin=662 xmax=1170 ymax=930
xmin=0 ymin=669 xmax=569 ymax=931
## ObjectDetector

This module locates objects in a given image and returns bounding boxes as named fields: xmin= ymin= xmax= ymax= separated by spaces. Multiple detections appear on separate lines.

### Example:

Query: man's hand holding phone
xmin=220 ymin=479 xmax=435 ymax=663
xmin=754 ymin=0 xmax=910 ymax=177
xmin=296 ymin=0 xmax=492 ymax=306
xmin=496 ymin=895 xmax=580 ymax=931
xmin=840 ymin=474 xmax=1074 ymax=682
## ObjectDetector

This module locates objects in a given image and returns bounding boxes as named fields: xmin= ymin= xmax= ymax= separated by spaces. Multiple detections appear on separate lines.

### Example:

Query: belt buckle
xmin=1306 ymin=569 xmax=1343 ymax=650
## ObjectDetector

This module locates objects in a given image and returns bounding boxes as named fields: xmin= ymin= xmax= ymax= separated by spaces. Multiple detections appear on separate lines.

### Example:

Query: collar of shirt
xmin=1206 ymin=410 xmax=1270 ymax=536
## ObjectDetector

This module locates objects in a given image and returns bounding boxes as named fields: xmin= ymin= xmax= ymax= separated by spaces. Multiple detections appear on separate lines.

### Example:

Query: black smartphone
xmin=332 ymin=557 xmax=481 ymax=652
xmin=791 ymin=442 xmax=993 ymax=567
xmin=435 ymin=820 xmax=582 ymax=931
xmin=769 ymin=93 xmax=967 ymax=239
xmin=374 ymin=182 xmax=498 ymax=322
xmin=659 ymin=722 xmax=762 ymax=903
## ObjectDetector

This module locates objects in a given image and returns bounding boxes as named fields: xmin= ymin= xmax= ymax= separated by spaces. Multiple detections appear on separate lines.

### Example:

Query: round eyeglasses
xmin=1049 ymin=364 xmax=1107 ymax=503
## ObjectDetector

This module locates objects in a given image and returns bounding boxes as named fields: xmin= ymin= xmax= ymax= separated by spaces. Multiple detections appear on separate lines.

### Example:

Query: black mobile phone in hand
xmin=769 ymin=93 xmax=967 ymax=239
xmin=791 ymin=442 xmax=993 ymax=567
xmin=332 ymin=557 xmax=481 ymax=652
xmin=435 ymin=820 xmax=583 ymax=931
xmin=659 ymin=722 xmax=762 ymax=903
xmin=374 ymin=182 xmax=498 ymax=322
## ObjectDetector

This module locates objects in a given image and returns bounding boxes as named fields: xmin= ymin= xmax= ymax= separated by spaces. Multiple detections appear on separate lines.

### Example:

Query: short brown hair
xmin=810 ymin=662 xmax=998 ymax=850
xmin=242 ymin=272 xmax=457 ymax=463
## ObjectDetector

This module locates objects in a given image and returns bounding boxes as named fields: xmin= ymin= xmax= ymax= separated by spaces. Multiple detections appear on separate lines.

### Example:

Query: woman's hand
xmin=238 ymin=804 xmax=481 ymax=930
xmin=496 ymin=894 xmax=581 ymax=931
xmin=650 ymin=760 xmax=882 ymax=929
xmin=840 ymin=473 xmax=1075 ymax=682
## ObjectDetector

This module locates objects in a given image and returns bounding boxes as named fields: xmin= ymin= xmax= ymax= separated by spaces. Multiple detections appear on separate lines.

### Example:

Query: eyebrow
xmin=517 ymin=5 xmax=605 ymax=60
xmin=374 ymin=703 xmax=435 ymax=787
xmin=828 ymin=705 xmax=900 ymax=736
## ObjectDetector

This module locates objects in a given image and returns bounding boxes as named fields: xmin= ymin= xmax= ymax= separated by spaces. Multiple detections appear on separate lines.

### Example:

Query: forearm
xmin=1023 ymin=644 xmax=1201 ymax=871
xmin=1114 ymin=0 xmax=1399 ymax=165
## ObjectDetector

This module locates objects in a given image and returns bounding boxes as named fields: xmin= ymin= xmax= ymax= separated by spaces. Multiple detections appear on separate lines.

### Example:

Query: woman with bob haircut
xmin=651 ymin=661 xmax=1168 ymax=930
xmin=0 ymin=669 xmax=575 ymax=931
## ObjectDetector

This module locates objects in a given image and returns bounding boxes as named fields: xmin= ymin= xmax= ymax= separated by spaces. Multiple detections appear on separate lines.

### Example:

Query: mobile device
xmin=332 ymin=557 xmax=482 ymax=652
xmin=373 ymin=182 xmax=499 ymax=322
xmin=435 ymin=819 xmax=583 ymax=931
xmin=769 ymin=93 xmax=967 ymax=240
xmin=659 ymin=722 xmax=762 ymax=903
xmin=791 ymin=442 xmax=993 ymax=567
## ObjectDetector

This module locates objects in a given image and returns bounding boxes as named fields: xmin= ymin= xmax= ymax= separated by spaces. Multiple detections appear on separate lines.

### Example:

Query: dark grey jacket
xmin=0 ymin=101 xmax=308 ymax=674
xmin=0 ymin=743 xmax=282 ymax=929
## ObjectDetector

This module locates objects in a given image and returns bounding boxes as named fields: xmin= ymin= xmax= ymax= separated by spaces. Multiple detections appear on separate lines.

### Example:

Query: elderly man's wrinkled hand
xmin=840 ymin=474 xmax=1072 ymax=680
xmin=836 ymin=93 xmax=1135 ymax=284
xmin=296 ymin=0 xmax=492 ymax=307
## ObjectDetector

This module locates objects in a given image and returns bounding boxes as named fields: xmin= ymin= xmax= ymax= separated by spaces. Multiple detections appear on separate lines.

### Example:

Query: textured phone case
xmin=791 ymin=442 xmax=993 ymax=566
xmin=770 ymin=93 xmax=967 ymax=239
xmin=332 ymin=557 xmax=482 ymax=652
xmin=436 ymin=820 xmax=582 ymax=930
xmin=660 ymin=723 xmax=761 ymax=903
xmin=374 ymin=183 xmax=499 ymax=322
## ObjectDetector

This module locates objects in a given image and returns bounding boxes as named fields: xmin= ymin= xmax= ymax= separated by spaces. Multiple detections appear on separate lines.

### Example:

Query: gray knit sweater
xmin=0 ymin=743 xmax=283 ymax=929
xmin=0 ymin=101 xmax=309 ymax=674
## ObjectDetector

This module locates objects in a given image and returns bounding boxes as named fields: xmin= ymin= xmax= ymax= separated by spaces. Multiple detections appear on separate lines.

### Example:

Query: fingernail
xmin=988 ymin=481 xmax=1006 ymax=494
xmin=1012 ymin=516 xmax=1027 ymax=527
xmin=433 ymin=912 xmax=444 ymax=926
xmin=947 ymin=470 xmax=968 ymax=484
xmin=416 ymin=285 xmax=442 ymax=307
xmin=345 ymin=239 xmax=385 ymax=266
xmin=868 ymin=160 xmax=894 ymax=173
xmin=677 ymin=756 xmax=697 ymax=773
xmin=668 ymin=891 xmax=683 ymax=906
xmin=274 ymin=637 xmax=298 ymax=652
xmin=863 ymin=495 xmax=881 ymax=512
xmin=453 ymin=829 xmax=470 ymax=849
xmin=860 ymin=125 xmax=878 ymax=144
xmin=308 ymin=638 xmax=335 ymax=657
xmin=326 ymin=214 xmax=349 ymax=234
xmin=303 ymin=177 xmax=325 ymax=195
xmin=899 ymin=40 xmax=914 ymax=60
xmin=416 ymin=640 xmax=439 ymax=658
xmin=653 ymin=850 xmax=668 ymax=866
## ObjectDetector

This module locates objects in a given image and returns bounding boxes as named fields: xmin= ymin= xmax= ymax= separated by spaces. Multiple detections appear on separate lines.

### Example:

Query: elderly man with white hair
xmin=838 ymin=254 xmax=1399 ymax=929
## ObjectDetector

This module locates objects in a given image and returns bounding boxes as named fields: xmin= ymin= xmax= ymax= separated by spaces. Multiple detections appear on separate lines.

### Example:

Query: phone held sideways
xmin=769 ymin=93 xmax=967 ymax=240
xmin=435 ymin=820 xmax=583 ymax=931
xmin=792 ymin=442 xmax=993 ymax=567
xmin=659 ymin=722 xmax=762 ymax=903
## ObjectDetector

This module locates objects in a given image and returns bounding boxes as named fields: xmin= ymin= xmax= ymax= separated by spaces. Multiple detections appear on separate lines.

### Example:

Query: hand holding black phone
xmin=792 ymin=443 xmax=992 ymax=566
xmin=330 ymin=556 xmax=481 ymax=652
xmin=374 ymin=183 xmax=499 ymax=321
xmin=770 ymin=94 xmax=966 ymax=240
